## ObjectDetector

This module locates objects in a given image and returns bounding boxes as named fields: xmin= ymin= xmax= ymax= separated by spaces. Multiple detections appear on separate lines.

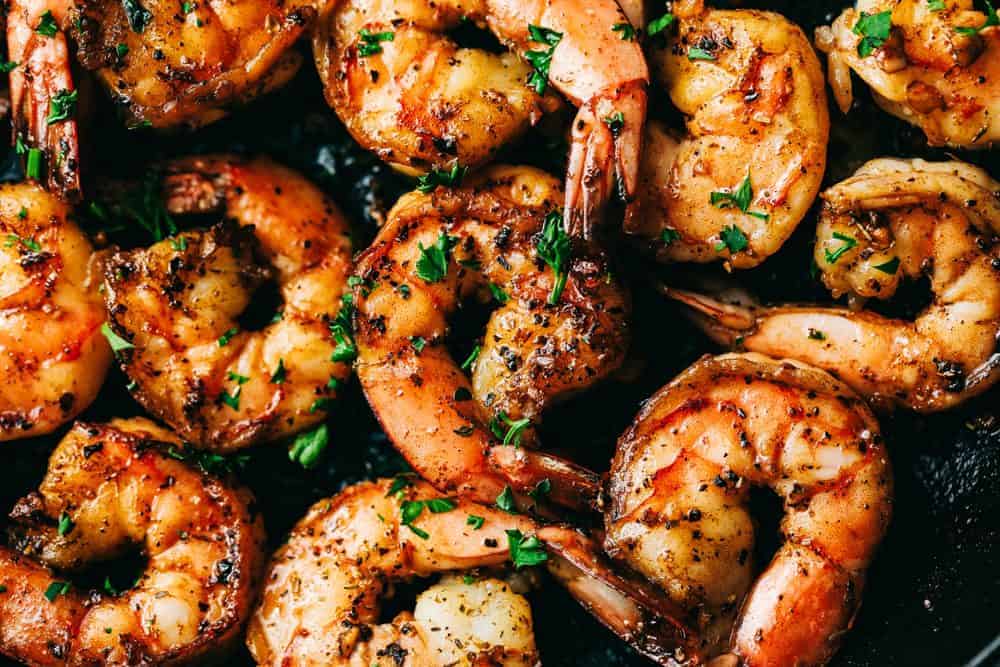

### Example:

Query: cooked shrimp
xmin=313 ymin=0 xmax=649 ymax=237
xmin=247 ymin=477 xmax=700 ymax=666
xmin=817 ymin=0 xmax=1000 ymax=148
xmin=0 ymin=417 xmax=267 ymax=665
xmin=7 ymin=0 xmax=314 ymax=198
xmin=353 ymin=165 xmax=629 ymax=512
xmin=102 ymin=155 xmax=353 ymax=451
xmin=6 ymin=0 xmax=82 ymax=197
xmin=668 ymin=158 xmax=1000 ymax=412
xmin=632 ymin=0 xmax=829 ymax=269
xmin=0 ymin=182 xmax=110 ymax=441
xmin=605 ymin=353 xmax=893 ymax=665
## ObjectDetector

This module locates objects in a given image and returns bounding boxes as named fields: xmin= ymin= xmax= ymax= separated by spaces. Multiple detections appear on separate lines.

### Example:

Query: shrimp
xmin=668 ymin=158 xmax=1000 ymax=413
xmin=0 ymin=182 xmax=111 ymax=441
xmin=312 ymin=0 xmax=650 ymax=238
xmin=630 ymin=0 xmax=829 ymax=269
xmin=7 ymin=0 xmax=315 ymax=199
xmin=353 ymin=165 xmax=629 ymax=512
xmin=102 ymin=155 xmax=354 ymax=451
xmin=0 ymin=417 xmax=267 ymax=665
xmin=247 ymin=477 xmax=701 ymax=666
xmin=816 ymin=0 xmax=1000 ymax=148
xmin=605 ymin=353 xmax=893 ymax=666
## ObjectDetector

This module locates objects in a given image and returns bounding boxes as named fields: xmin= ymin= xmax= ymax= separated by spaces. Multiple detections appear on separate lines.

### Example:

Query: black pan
xmin=0 ymin=1 xmax=998 ymax=665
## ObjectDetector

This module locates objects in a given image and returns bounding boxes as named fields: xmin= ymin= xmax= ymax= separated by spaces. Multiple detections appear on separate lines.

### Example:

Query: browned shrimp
xmin=353 ymin=165 xmax=630 ymax=512
xmin=313 ymin=0 xmax=650 ymax=237
xmin=0 ymin=182 xmax=111 ymax=440
xmin=0 ymin=417 xmax=267 ymax=665
xmin=605 ymin=353 xmax=893 ymax=666
xmin=102 ymin=155 xmax=353 ymax=451
xmin=247 ymin=477 xmax=701 ymax=666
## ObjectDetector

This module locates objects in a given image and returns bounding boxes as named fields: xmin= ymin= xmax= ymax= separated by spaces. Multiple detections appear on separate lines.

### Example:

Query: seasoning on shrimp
xmin=102 ymin=156 xmax=354 ymax=451
xmin=632 ymin=0 xmax=830 ymax=269
xmin=669 ymin=158 xmax=1000 ymax=412
xmin=0 ymin=417 xmax=267 ymax=665
xmin=605 ymin=353 xmax=893 ymax=665
xmin=0 ymin=183 xmax=111 ymax=441
xmin=352 ymin=165 xmax=629 ymax=512
xmin=247 ymin=477 xmax=701 ymax=666
xmin=312 ymin=0 xmax=650 ymax=237
xmin=817 ymin=0 xmax=1000 ymax=148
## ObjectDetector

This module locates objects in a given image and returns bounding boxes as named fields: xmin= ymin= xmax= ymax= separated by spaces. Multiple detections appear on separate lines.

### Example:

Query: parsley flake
xmin=36 ymin=10 xmax=58 ymax=37
xmin=288 ymin=423 xmax=329 ymax=469
xmin=489 ymin=411 xmax=531 ymax=447
xmin=416 ymin=231 xmax=457 ymax=283
xmin=358 ymin=28 xmax=394 ymax=57
xmin=824 ymin=232 xmax=858 ymax=265
xmin=874 ymin=256 xmax=901 ymax=275
xmin=100 ymin=322 xmax=134 ymax=353
xmin=612 ymin=22 xmax=635 ymax=41
xmin=525 ymin=25 xmax=563 ymax=94
xmin=956 ymin=0 xmax=998 ymax=33
xmin=715 ymin=225 xmax=749 ymax=254
xmin=416 ymin=163 xmax=467 ymax=193
xmin=647 ymin=12 xmax=675 ymax=36
xmin=506 ymin=530 xmax=548 ymax=569
xmin=535 ymin=211 xmax=571 ymax=304
xmin=853 ymin=11 xmax=893 ymax=57
xmin=709 ymin=172 xmax=769 ymax=221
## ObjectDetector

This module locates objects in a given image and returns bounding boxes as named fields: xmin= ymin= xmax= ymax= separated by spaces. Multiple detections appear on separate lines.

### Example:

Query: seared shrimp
xmin=313 ymin=0 xmax=650 ymax=237
xmin=0 ymin=417 xmax=267 ymax=665
xmin=353 ymin=165 xmax=629 ymax=511
xmin=670 ymin=158 xmax=1000 ymax=412
xmin=8 ymin=0 xmax=314 ymax=198
xmin=632 ymin=0 xmax=829 ymax=269
xmin=247 ymin=477 xmax=700 ymax=666
xmin=0 ymin=182 xmax=110 ymax=441
xmin=606 ymin=353 xmax=892 ymax=665
xmin=817 ymin=0 xmax=1000 ymax=148
xmin=102 ymin=156 xmax=353 ymax=451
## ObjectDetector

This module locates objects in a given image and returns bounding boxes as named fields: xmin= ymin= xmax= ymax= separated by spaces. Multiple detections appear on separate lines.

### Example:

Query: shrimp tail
xmin=565 ymin=80 xmax=647 ymax=240
xmin=658 ymin=284 xmax=759 ymax=346
xmin=540 ymin=526 xmax=705 ymax=666
xmin=487 ymin=445 xmax=602 ymax=512
xmin=7 ymin=1 xmax=82 ymax=200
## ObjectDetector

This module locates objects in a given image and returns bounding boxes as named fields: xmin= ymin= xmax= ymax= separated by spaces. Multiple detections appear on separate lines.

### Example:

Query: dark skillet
xmin=0 ymin=1 xmax=998 ymax=665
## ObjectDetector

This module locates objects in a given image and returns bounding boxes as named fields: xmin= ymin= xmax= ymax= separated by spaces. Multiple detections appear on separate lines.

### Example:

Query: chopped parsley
xmin=100 ymin=322 xmax=134 ymax=353
xmin=874 ymin=257 xmax=901 ymax=275
xmin=309 ymin=397 xmax=333 ymax=413
xmin=488 ymin=282 xmax=509 ymax=304
xmin=416 ymin=163 xmax=466 ymax=193
xmin=270 ymin=358 xmax=286 ymax=384
xmin=824 ymin=232 xmax=858 ymax=264
xmin=169 ymin=235 xmax=187 ymax=251
xmin=357 ymin=28 xmax=394 ymax=57
xmin=688 ymin=46 xmax=716 ymax=61
xmin=927 ymin=0 xmax=946 ymax=10
xmin=853 ymin=11 xmax=893 ymax=57
xmin=5 ymin=233 xmax=40 ymax=252
xmin=535 ymin=211 xmax=571 ymax=304
xmin=528 ymin=478 xmax=551 ymax=502
xmin=181 ymin=1 xmax=194 ymax=12
xmin=36 ymin=10 xmax=58 ymax=37
xmin=525 ymin=25 xmax=563 ymax=94
xmin=956 ymin=0 xmax=998 ymax=34
xmin=506 ymin=530 xmax=548 ymax=569
xmin=489 ymin=411 xmax=531 ymax=447
xmin=25 ymin=148 xmax=44 ymax=180
xmin=466 ymin=514 xmax=485 ymax=530
xmin=709 ymin=172 xmax=769 ymax=221
xmin=416 ymin=231 xmax=457 ymax=283
xmin=330 ymin=293 xmax=357 ymax=362
xmin=217 ymin=327 xmax=239 ymax=347
xmin=647 ymin=12 xmax=675 ymax=36
xmin=288 ymin=423 xmax=329 ymax=469
xmin=460 ymin=344 xmax=481 ymax=371
xmin=219 ymin=387 xmax=241 ymax=411
xmin=612 ymin=22 xmax=635 ymax=41
xmin=44 ymin=581 xmax=71 ymax=601
xmin=409 ymin=336 xmax=426 ymax=353
xmin=386 ymin=472 xmax=415 ymax=497
xmin=808 ymin=328 xmax=826 ymax=341
xmin=46 ymin=89 xmax=78 ymax=125
xmin=0 ymin=60 xmax=17 ymax=73
xmin=496 ymin=485 xmax=517 ymax=513
xmin=661 ymin=228 xmax=681 ymax=246
xmin=57 ymin=512 xmax=74 ymax=536
xmin=603 ymin=111 xmax=625 ymax=135
xmin=715 ymin=225 xmax=749 ymax=254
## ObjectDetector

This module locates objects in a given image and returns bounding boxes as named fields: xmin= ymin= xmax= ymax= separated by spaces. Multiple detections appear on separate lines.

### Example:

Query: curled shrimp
xmin=669 ymin=158 xmax=1000 ymax=412
xmin=353 ymin=165 xmax=629 ymax=512
xmin=312 ymin=0 xmax=649 ymax=237
xmin=247 ymin=477 xmax=701 ymax=666
xmin=0 ymin=182 xmax=110 ymax=441
xmin=0 ymin=417 xmax=267 ymax=665
xmin=7 ymin=0 xmax=316 ymax=198
xmin=631 ymin=0 xmax=829 ymax=269
xmin=102 ymin=155 xmax=354 ymax=451
xmin=816 ymin=0 xmax=1000 ymax=148
xmin=605 ymin=353 xmax=893 ymax=666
